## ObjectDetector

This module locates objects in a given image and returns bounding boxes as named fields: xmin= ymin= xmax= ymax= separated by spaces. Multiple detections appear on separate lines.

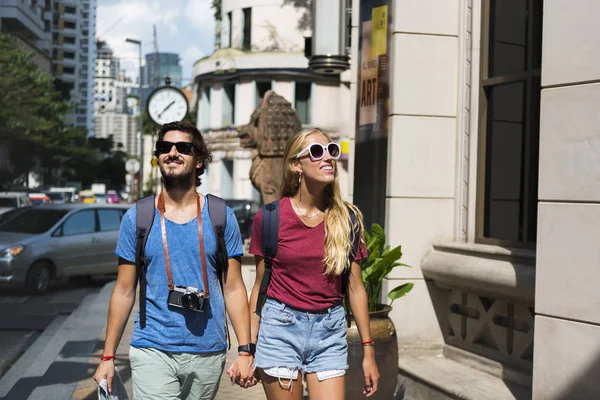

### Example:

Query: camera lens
xmin=181 ymin=292 xmax=200 ymax=310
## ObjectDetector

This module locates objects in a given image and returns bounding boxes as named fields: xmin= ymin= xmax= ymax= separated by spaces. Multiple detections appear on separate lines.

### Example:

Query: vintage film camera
xmin=167 ymin=286 xmax=206 ymax=312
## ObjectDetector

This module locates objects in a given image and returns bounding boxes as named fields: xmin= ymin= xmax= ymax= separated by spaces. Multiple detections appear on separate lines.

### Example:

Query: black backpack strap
xmin=206 ymin=194 xmax=231 ymax=349
xmin=135 ymin=194 xmax=156 ymax=329
xmin=343 ymin=208 xmax=361 ymax=327
xmin=256 ymin=200 xmax=280 ymax=317
xmin=206 ymin=194 xmax=228 ymax=285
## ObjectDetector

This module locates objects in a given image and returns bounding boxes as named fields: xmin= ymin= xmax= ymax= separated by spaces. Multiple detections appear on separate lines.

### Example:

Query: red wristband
xmin=361 ymin=340 xmax=374 ymax=346
xmin=101 ymin=355 xmax=116 ymax=361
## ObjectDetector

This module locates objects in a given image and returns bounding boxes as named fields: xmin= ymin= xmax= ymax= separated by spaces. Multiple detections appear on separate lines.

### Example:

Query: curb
xmin=0 ymin=282 xmax=115 ymax=400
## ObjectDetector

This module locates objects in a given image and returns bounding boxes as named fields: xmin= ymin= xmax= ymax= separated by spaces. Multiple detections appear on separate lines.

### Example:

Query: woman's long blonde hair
xmin=280 ymin=128 xmax=365 ymax=276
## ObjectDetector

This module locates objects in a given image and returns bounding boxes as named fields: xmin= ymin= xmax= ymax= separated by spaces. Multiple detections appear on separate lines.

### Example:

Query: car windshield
xmin=0 ymin=209 xmax=68 ymax=234
xmin=48 ymin=192 xmax=65 ymax=201
xmin=0 ymin=198 xmax=18 ymax=208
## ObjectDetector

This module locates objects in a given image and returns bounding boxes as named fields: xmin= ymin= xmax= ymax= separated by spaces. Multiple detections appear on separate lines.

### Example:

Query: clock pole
xmin=125 ymin=37 xmax=144 ymax=199
xmin=137 ymin=43 xmax=143 ymax=199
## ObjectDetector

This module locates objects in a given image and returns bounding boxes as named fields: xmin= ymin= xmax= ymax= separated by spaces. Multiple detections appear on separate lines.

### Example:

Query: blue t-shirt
xmin=115 ymin=196 xmax=243 ymax=353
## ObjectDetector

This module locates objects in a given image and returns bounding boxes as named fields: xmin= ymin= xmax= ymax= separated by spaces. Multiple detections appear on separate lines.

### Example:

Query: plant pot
xmin=346 ymin=304 xmax=398 ymax=399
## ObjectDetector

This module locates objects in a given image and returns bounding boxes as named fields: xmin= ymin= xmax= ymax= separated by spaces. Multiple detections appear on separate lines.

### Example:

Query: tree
xmin=211 ymin=0 xmax=222 ymax=21
xmin=0 ymin=34 xmax=61 ymax=141
xmin=0 ymin=34 xmax=67 ymax=188
xmin=0 ymin=33 xmax=126 ymax=191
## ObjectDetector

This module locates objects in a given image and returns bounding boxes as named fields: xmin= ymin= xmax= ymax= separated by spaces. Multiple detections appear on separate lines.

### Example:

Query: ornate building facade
xmin=191 ymin=0 xmax=354 ymax=201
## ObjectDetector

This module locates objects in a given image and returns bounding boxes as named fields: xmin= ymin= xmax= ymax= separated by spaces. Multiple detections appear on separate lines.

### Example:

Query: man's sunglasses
xmin=295 ymin=142 xmax=341 ymax=161
xmin=155 ymin=141 xmax=197 ymax=155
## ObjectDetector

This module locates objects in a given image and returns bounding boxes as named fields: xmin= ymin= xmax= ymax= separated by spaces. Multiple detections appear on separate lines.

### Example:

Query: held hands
xmin=226 ymin=355 xmax=258 ymax=388
xmin=362 ymin=354 xmax=380 ymax=397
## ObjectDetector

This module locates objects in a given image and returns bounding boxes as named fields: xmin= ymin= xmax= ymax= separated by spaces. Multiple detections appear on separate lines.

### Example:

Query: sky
xmin=96 ymin=0 xmax=217 ymax=86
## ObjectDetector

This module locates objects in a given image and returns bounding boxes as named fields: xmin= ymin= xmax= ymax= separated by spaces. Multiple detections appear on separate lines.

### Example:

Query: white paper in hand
xmin=97 ymin=367 xmax=129 ymax=400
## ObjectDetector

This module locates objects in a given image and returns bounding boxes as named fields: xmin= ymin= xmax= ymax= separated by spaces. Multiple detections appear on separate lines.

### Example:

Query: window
xmin=227 ymin=12 xmax=233 ymax=47
xmin=294 ymin=82 xmax=312 ymax=125
xmin=64 ymin=21 xmax=76 ymax=29
xmin=65 ymin=5 xmax=76 ymax=14
xmin=221 ymin=159 xmax=234 ymax=198
xmin=201 ymin=86 xmax=211 ymax=129
xmin=243 ymin=8 xmax=252 ymax=51
xmin=256 ymin=81 xmax=271 ymax=105
xmin=64 ymin=66 xmax=75 ymax=74
xmin=64 ymin=36 xmax=75 ymax=44
xmin=61 ymin=210 xmax=96 ymax=236
xmin=477 ymin=0 xmax=543 ymax=245
xmin=223 ymin=84 xmax=235 ymax=126
xmin=64 ymin=51 xmax=75 ymax=59
xmin=98 ymin=209 xmax=121 ymax=231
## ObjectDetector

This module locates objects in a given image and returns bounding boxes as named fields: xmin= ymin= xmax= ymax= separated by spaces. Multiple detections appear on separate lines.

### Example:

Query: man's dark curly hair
xmin=153 ymin=121 xmax=213 ymax=187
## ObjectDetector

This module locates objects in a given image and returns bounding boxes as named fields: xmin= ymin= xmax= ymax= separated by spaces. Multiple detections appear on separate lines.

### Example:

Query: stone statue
xmin=238 ymin=90 xmax=301 ymax=204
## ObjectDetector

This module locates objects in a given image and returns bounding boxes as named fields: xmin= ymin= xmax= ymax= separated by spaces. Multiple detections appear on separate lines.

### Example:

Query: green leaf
xmin=388 ymin=283 xmax=414 ymax=306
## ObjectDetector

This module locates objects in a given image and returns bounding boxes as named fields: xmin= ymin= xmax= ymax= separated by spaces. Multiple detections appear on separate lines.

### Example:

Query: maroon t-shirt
xmin=249 ymin=197 xmax=367 ymax=311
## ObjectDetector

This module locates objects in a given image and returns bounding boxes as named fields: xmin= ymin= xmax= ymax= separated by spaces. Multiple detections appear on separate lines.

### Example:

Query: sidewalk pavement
xmin=70 ymin=283 xmax=267 ymax=400
xmin=0 ymin=280 xmax=327 ymax=399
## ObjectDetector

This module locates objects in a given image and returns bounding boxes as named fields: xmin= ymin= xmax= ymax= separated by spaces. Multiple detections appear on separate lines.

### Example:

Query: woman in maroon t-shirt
xmin=246 ymin=128 xmax=380 ymax=399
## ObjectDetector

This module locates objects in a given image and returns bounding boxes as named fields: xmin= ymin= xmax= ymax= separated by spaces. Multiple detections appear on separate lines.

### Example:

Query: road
xmin=0 ymin=277 xmax=115 ymax=380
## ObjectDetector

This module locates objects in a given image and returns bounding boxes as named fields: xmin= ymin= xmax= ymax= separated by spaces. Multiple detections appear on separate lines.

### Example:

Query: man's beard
xmin=160 ymin=161 xmax=195 ymax=191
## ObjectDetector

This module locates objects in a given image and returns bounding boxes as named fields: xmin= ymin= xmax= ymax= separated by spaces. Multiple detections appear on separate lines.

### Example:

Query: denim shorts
xmin=254 ymin=298 xmax=348 ymax=381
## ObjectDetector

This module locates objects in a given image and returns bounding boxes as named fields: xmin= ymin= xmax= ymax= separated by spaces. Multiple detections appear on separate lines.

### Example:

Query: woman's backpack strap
xmin=256 ymin=200 xmax=280 ymax=317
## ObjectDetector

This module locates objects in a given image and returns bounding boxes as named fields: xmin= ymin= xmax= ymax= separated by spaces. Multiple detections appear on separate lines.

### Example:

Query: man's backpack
xmin=135 ymin=194 xmax=228 ymax=328
xmin=255 ymin=200 xmax=361 ymax=326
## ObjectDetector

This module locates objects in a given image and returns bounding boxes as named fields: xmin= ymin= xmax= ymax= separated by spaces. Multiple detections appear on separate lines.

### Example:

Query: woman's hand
xmin=227 ymin=355 xmax=257 ymax=388
xmin=362 ymin=352 xmax=380 ymax=397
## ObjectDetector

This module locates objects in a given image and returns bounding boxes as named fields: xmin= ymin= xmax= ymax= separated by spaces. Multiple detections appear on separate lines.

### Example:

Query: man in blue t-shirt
xmin=93 ymin=121 xmax=255 ymax=399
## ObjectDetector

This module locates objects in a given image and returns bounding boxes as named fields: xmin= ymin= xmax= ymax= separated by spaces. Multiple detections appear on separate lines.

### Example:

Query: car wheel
xmin=26 ymin=261 xmax=52 ymax=294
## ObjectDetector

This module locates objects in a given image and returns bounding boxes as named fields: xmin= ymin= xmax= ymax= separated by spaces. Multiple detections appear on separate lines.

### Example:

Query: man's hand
xmin=93 ymin=359 xmax=115 ymax=393
xmin=227 ymin=355 xmax=256 ymax=388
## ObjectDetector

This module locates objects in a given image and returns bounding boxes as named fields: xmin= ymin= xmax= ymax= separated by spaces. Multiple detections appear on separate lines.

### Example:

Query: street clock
xmin=146 ymin=78 xmax=189 ymax=126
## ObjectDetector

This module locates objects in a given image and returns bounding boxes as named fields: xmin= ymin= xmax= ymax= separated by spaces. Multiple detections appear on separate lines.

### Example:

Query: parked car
xmin=95 ymin=193 xmax=108 ymax=204
xmin=79 ymin=190 xmax=96 ymax=204
xmin=224 ymin=199 xmax=261 ymax=241
xmin=107 ymin=190 xmax=120 ymax=204
xmin=0 ymin=192 xmax=32 ymax=215
xmin=28 ymin=193 xmax=51 ymax=206
xmin=47 ymin=191 xmax=68 ymax=204
xmin=0 ymin=203 xmax=130 ymax=293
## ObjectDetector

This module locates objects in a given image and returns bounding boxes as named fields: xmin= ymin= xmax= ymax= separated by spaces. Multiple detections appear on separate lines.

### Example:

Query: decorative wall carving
xmin=447 ymin=289 xmax=534 ymax=371
xmin=237 ymin=90 xmax=301 ymax=203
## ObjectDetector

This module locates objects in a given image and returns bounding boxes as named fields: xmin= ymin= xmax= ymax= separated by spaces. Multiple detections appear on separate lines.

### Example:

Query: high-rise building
xmin=0 ymin=0 xmax=54 ymax=73
xmin=94 ymin=40 xmax=126 ymax=114
xmin=93 ymin=40 xmax=138 ymax=156
xmin=51 ymin=0 xmax=96 ymax=135
xmin=143 ymin=52 xmax=182 ymax=88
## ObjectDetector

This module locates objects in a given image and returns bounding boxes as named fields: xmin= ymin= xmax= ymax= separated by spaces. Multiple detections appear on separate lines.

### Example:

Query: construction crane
xmin=152 ymin=24 xmax=160 ymax=88
xmin=97 ymin=15 xmax=127 ymax=40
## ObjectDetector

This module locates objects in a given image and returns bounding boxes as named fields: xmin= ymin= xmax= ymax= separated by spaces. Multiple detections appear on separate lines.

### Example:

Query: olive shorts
xmin=129 ymin=346 xmax=226 ymax=400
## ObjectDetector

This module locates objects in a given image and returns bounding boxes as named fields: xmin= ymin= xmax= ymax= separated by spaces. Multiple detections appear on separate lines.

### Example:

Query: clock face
xmin=147 ymin=87 xmax=189 ymax=126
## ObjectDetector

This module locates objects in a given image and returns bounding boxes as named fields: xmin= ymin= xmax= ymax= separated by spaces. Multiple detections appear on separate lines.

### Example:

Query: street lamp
xmin=125 ymin=38 xmax=143 ymax=199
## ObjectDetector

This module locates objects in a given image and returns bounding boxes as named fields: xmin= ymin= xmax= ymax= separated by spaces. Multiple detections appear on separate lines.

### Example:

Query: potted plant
xmin=346 ymin=223 xmax=413 ymax=399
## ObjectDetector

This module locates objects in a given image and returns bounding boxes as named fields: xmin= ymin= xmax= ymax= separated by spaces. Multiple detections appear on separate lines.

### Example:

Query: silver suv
xmin=0 ymin=204 xmax=130 ymax=293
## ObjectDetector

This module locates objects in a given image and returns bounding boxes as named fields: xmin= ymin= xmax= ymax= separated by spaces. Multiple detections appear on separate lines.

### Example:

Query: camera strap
xmin=157 ymin=191 xmax=209 ymax=298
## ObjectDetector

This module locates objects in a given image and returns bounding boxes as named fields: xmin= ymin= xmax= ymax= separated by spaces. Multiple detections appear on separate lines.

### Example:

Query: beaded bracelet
xmin=101 ymin=355 xmax=116 ymax=361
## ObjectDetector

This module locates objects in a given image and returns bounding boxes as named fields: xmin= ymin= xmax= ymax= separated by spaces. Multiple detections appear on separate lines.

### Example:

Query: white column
xmin=533 ymin=1 xmax=600 ymax=397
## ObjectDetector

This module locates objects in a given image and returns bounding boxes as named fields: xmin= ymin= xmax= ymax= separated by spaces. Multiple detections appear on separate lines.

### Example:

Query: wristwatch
xmin=238 ymin=343 xmax=256 ymax=356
